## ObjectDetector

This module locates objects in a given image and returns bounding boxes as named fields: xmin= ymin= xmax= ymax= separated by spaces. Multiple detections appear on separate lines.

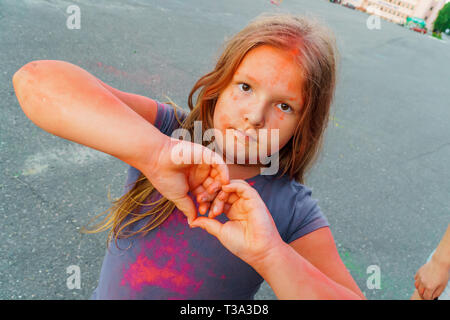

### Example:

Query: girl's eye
xmin=276 ymin=103 xmax=293 ymax=113
xmin=237 ymin=82 xmax=293 ymax=113
xmin=238 ymin=82 xmax=252 ymax=92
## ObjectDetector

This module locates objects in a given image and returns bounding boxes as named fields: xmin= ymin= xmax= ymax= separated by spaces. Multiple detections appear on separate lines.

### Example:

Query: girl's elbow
xmin=13 ymin=60 xmax=42 ymax=84
xmin=13 ymin=60 xmax=58 ymax=116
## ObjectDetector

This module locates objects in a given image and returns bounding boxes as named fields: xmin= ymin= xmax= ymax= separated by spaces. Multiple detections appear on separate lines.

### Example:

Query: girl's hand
xmin=191 ymin=167 xmax=225 ymax=216
xmin=414 ymin=256 xmax=450 ymax=300
xmin=190 ymin=179 xmax=285 ymax=267
xmin=141 ymin=137 xmax=229 ymax=225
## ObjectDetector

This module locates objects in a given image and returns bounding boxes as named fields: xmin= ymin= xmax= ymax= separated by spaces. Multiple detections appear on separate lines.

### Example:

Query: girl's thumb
xmin=174 ymin=196 xmax=196 ymax=225
xmin=190 ymin=217 xmax=222 ymax=237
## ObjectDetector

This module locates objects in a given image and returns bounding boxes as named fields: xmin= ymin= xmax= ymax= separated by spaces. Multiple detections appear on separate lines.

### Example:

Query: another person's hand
xmin=190 ymin=179 xmax=285 ymax=267
xmin=140 ymin=137 xmax=229 ymax=225
xmin=414 ymin=255 xmax=450 ymax=300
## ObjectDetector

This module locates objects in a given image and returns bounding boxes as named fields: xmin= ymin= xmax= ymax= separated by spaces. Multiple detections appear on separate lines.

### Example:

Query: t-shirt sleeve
xmin=122 ymin=100 xmax=188 ymax=194
xmin=153 ymin=100 xmax=188 ymax=136
xmin=284 ymin=186 xmax=330 ymax=244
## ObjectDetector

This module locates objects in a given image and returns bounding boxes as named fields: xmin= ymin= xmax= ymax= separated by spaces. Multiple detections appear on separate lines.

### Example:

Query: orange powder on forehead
xmin=289 ymin=47 xmax=300 ymax=57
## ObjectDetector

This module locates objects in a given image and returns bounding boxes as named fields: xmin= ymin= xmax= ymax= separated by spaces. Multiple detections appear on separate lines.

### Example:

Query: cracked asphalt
xmin=1 ymin=0 xmax=449 ymax=300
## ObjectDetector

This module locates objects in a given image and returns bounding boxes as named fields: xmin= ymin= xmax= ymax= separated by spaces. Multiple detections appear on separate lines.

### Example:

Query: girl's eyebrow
xmin=235 ymin=72 xmax=302 ymax=107
xmin=237 ymin=72 xmax=259 ymax=86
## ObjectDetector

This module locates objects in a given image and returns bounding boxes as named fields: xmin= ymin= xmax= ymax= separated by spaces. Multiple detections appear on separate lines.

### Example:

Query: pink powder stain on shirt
xmin=120 ymin=209 xmax=207 ymax=297
xmin=120 ymin=192 xmax=228 ymax=297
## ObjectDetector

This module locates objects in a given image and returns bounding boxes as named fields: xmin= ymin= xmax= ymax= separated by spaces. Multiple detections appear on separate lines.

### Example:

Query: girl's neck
xmin=226 ymin=162 xmax=263 ymax=180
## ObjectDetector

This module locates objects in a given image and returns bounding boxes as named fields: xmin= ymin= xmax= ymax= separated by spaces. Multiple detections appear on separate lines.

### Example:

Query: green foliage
xmin=433 ymin=2 xmax=450 ymax=32
xmin=432 ymin=31 xmax=443 ymax=39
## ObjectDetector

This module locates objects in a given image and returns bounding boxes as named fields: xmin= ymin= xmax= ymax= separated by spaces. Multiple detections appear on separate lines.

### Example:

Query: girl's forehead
xmin=231 ymin=46 xmax=304 ymax=103
xmin=241 ymin=45 xmax=298 ymax=65
xmin=234 ymin=46 xmax=301 ymax=78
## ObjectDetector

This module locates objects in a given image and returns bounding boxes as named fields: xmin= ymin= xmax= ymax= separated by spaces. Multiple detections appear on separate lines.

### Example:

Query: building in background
xmin=341 ymin=0 xmax=449 ymax=30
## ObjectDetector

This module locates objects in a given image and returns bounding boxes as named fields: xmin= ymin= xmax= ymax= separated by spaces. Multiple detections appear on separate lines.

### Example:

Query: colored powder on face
xmin=289 ymin=47 xmax=300 ymax=57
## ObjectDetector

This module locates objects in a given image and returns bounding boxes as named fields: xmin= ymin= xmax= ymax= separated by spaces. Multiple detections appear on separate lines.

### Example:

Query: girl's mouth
xmin=233 ymin=129 xmax=256 ymax=144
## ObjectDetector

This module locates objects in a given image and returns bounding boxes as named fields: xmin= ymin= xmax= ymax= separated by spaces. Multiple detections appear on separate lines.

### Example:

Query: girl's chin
xmin=219 ymin=147 xmax=261 ymax=165
xmin=212 ymin=138 xmax=267 ymax=165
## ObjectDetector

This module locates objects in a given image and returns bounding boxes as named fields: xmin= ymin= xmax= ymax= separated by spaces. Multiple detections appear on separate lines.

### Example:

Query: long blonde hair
xmin=81 ymin=12 xmax=339 ymax=249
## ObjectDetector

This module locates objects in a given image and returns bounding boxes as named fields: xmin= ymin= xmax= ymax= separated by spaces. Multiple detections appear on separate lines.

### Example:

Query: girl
xmin=13 ymin=12 xmax=364 ymax=299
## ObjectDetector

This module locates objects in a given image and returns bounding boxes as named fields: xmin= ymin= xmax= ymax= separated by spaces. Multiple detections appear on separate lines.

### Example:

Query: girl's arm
xmin=12 ymin=60 xmax=166 ymax=169
xmin=13 ymin=60 xmax=230 ymax=223
xmin=95 ymin=78 xmax=159 ymax=126
xmin=192 ymin=181 xmax=365 ymax=300
xmin=253 ymin=228 xmax=365 ymax=300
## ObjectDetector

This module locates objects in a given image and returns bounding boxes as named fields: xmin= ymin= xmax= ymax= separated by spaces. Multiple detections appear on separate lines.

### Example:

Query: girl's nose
xmin=244 ymin=108 xmax=265 ymax=128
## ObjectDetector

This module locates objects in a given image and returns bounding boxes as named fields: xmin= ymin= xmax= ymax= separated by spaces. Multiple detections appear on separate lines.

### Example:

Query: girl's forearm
xmin=432 ymin=224 xmax=450 ymax=270
xmin=253 ymin=242 xmax=363 ymax=300
xmin=12 ymin=60 xmax=167 ymax=169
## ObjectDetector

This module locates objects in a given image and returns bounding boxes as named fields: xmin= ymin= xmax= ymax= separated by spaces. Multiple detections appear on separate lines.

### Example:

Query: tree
xmin=433 ymin=2 xmax=450 ymax=33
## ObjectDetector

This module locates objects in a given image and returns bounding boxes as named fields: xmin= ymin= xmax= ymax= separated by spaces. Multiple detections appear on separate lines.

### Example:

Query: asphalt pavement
xmin=1 ymin=0 xmax=449 ymax=300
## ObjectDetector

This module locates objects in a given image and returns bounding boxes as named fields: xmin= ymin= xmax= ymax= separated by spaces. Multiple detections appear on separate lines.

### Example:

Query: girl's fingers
xmin=189 ymin=163 xmax=210 ymax=189
xmin=207 ymin=180 xmax=221 ymax=194
xmin=199 ymin=202 xmax=210 ymax=215
xmin=193 ymin=185 xmax=214 ymax=203
xmin=208 ymin=186 xmax=246 ymax=218
xmin=208 ymin=191 xmax=229 ymax=218
xmin=210 ymin=168 xmax=219 ymax=178
xmin=193 ymin=184 xmax=206 ymax=198
xmin=202 ymin=176 xmax=215 ymax=189
xmin=221 ymin=180 xmax=254 ymax=200
xmin=174 ymin=194 xmax=197 ymax=225
xmin=223 ymin=203 xmax=231 ymax=213
xmin=202 ymin=148 xmax=229 ymax=185
xmin=201 ymin=176 xmax=222 ymax=194
xmin=227 ymin=192 xmax=240 ymax=204
xmin=190 ymin=216 xmax=223 ymax=238
xmin=194 ymin=177 xmax=215 ymax=202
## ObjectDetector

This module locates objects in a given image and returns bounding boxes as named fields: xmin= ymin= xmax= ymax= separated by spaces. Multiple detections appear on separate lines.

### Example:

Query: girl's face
xmin=213 ymin=44 xmax=304 ymax=165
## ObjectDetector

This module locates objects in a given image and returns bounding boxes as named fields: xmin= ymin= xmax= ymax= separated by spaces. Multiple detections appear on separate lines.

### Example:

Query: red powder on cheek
xmin=219 ymin=114 xmax=231 ymax=128
xmin=272 ymin=108 xmax=285 ymax=121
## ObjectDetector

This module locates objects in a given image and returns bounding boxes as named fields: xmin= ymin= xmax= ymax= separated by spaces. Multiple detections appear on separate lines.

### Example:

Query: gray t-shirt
xmin=91 ymin=100 xmax=329 ymax=299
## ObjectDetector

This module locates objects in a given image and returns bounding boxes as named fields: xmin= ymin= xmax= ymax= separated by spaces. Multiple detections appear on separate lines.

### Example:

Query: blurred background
xmin=1 ymin=0 xmax=449 ymax=300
